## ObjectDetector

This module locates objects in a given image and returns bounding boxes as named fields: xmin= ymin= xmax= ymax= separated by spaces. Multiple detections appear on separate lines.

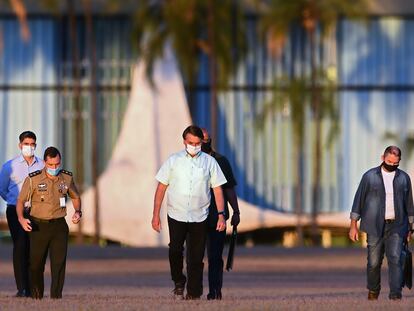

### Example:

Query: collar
xmin=18 ymin=154 xmax=39 ymax=164
xmin=184 ymin=149 xmax=202 ymax=159
xmin=42 ymin=167 xmax=63 ymax=181
xmin=376 ymin=165 xmax=400 ymax=178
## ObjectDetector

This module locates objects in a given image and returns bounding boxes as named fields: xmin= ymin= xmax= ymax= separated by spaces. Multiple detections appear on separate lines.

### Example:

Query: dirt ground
xmin=0 ymin=244 xmax=413 ymax=310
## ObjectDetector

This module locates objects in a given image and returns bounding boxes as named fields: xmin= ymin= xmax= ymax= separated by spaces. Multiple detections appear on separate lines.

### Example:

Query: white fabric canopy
xmin=66 ymin=50 xmax=349 ymax=246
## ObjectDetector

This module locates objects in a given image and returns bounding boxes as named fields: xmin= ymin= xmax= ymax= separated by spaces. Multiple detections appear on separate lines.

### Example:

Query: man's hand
xmin=72 ymin=211 xmax=81 ymax=224
xmin=152 ymin=215 xmax=161 ymax=233
xmin=216 ymin=215 xmax=226 ymax=232
xmin=349 ymin=225 xmax=359 ymax=242
xmin=230 ymin=213 xmax=240 ymax=226
xmin=19 ymin=217 xmax=32 ymax=232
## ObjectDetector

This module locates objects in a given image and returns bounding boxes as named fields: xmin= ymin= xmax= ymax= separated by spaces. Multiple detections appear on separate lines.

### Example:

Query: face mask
xmin=382 ymin=161 xmax=399 ymax=172
xmin=21 ymin=145 xmax=35 ymax=157
xmin=46 ymin=167 xmax=61 ymax=176
xmin=186 ymin=144 xmax=201 ymax=156
xmin=201 ymin=139 xmax=212 ymax=154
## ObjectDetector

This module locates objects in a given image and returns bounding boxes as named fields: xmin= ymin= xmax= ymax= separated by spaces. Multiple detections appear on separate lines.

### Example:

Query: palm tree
xmin=0 ymin=0 xmax=59 ymax=44
xmin=259 ymin=68 xmax=339 ymax=246
xmin=132 ymin=0 xmax=246 ymax=145
xmin=82 ymin=0 xmax=101 ymax=244
xmin=256 ymin=0 xmax=369 ymax=245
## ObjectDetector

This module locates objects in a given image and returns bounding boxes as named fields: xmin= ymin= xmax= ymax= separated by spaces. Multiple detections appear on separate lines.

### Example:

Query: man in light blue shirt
xmin=152 ymin=125 xmax=227 ymax=300
xmin=0 ymin=131 xmax=44 ymax=297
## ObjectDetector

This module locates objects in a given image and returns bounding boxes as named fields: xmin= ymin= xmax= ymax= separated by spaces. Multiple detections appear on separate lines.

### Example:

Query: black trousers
xmin=206 ymin=224 xmax=226 ymax=294
xmin=167 ymin=216 xmax=207 ymax=297
xmin=29 ymin=217 xmax=68 ymax=299
xmin=6 ymin=205 xmax=30 ymax=293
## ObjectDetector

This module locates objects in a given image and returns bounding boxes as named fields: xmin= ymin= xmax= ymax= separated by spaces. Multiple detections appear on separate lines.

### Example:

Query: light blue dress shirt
xmin=156 ymin=150 xmax=227 ymax=223
xmin=0 ymin=154 xmax=45 ymax=206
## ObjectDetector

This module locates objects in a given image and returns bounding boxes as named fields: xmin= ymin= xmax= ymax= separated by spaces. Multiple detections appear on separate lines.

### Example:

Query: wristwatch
xmin=217 ymin=211 xmax=226 ymax=216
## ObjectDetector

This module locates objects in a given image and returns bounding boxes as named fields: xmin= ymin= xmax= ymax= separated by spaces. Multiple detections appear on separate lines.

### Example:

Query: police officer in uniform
xmin=16 ymin=146 xmax=82 ymax=299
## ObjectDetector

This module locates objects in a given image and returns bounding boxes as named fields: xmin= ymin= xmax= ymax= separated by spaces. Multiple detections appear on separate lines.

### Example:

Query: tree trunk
xmin=295 ymin=137 xmax=305 ymax=246
xmin=68 ymin=0 xmax=84 ymax=244
xmin=207 ymin=0 xmax=218 ymax=146
xmin=84 ymin=0 xmax=100 ymax=244
xmin=310 ymin=28 xmax=321 ymax=246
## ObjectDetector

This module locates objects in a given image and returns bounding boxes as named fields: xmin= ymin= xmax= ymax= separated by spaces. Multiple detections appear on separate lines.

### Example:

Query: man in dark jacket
xmin=349 ymin=146 xmax=414 ymax=301
xmin=201 ymin=128 xmax=240 ymax=300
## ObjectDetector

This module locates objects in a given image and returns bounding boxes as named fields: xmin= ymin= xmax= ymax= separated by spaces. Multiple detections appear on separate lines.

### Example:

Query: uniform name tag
xmin=60 ymin=197 xmax=66 ymax=208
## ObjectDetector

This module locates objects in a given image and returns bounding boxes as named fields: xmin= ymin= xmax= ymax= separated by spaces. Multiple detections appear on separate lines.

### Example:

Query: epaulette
xmin=29 ymin=170 xmax=41 ymax=178
xmin=61 ymin=169 xmax=73 ymax=176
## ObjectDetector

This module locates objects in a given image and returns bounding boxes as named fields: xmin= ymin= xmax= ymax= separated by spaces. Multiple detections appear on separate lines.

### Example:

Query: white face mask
xmin=21 ymin=145 xmax=35 ymax=157
xmin=186 ymin=144 xmax=201 ymax=156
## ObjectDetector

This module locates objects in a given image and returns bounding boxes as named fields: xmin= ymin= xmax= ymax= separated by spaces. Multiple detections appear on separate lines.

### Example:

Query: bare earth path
xmin=0 ymin=244 xmax=413 ymax=310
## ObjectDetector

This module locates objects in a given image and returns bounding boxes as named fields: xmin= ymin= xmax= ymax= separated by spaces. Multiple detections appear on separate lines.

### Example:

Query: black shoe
xmin=389 ymin=293 xmax=402 ymax=300
xmin=368 ymin=291 xmax=379 ymax=300
xmin=207 ymin=290 xmax=222 ymax=300
xmin=185 ymin=294 xmax=200 ymax=300
xmin=31 ymin=288 xmax=43 ymax=300
xmin=172 ymin=284 xmax=184 ymax=299
xmin=15 ymin=289 xmax=31 ymax=298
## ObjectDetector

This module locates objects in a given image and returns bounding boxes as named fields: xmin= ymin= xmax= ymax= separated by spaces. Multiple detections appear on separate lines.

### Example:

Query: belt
xmin=385 ymin=219 xmax=395 ymax=224
xmin=31 ymin=217 xmax=64 ymax=223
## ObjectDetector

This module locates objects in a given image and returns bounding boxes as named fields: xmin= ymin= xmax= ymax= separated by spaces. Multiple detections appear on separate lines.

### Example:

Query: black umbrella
xmin=226 ymin=226 xmax=237 ymax=271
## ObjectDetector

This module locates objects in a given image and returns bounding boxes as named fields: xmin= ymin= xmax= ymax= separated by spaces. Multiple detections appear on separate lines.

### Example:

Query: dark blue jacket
xmin=351 ymin=166 xmax=414 ymax=237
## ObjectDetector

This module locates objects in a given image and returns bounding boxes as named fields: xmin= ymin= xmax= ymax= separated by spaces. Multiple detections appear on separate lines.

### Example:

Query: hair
xmin=182 ymin=125 xmax=203 ymax=140
xmin=43 ymin=146 xmax=61 ymax=161
xmin=19 ymin=131 xmax=37 ymax=143
xmin=384 ymin=146 xmax=402 ymax=159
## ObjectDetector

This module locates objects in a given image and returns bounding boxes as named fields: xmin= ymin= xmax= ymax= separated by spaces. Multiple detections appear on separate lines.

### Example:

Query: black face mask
xmin=201 ymin=139 xmax=212 ymax=154
xmin=382 ymin=161 xmax=399 ymax=172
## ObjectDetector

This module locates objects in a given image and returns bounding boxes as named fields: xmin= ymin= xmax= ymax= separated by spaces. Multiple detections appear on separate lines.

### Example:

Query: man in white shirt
xmin=0 ymin=131 xmax=44 ymax=297
xmin=152 ymin=125 xmax=227 ymax=300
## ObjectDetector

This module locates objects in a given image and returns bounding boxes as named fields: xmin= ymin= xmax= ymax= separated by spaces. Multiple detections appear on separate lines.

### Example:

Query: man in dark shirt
xmin=201 ymin=128 xmax=240 ymax=300
xmin=349 ymin=146 xmax=414 ymax=301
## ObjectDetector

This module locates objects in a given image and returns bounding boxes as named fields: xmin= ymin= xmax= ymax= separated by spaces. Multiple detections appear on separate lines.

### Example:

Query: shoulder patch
xmin=61 ymin=169 xmax=73 ymax=176
xmin=29 ymin=170 xmax=42 ymax=178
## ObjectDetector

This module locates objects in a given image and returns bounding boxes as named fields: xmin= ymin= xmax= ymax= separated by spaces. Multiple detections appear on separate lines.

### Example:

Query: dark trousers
xmin=6 ymin=205 xmax=30 ymax=293
xmin=29 ymin=217 xmax=68 ymax=299
xmin=367 ymin=223 xmax=404 ymax=296
xmin=206 ymin=225 xmax=226 ymax=295
xmin=167 ymin=216 xmax=207 ymax=297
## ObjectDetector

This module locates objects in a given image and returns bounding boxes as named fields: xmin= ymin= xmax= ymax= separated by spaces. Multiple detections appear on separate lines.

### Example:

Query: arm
xmin=405 ymin=176 xmax=414 ymax=241
xmin=0 ymin=164 xmax=10 ymax=201
xmin=152 ymin=182 xmax=168 ymax=232
xmin=406 ymin=176 xmax=414 ymax=229
xmin=224 ymin=187 xmax=240 ymax=226
xmin=212 ymin=186 xmax=226 ymax=232
xmin=17 ymin=177 xmax=32 ymax=231
xmin=348 ymin=174 xmax=368 ymax=242
xmin=349 ymin=219 xmax=359 ymax=242
xmin=17 ymin=197 xmax=31 ymax=231
xmin=71 ymin=197 xmax=82 ymax=224
xmin=68 ymin=177 xmax=82 ymax=224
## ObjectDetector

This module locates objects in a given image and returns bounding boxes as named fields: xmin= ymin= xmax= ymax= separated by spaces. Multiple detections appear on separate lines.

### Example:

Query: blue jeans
xmin=367 ymin=223 xmax=404 ymax=296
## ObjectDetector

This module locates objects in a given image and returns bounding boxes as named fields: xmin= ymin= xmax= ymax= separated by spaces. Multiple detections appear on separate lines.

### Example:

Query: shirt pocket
xmin=33 ymin=188 xmax=49 ymax=202
xmin=193 ymin=167 xmax=209 ymax=185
